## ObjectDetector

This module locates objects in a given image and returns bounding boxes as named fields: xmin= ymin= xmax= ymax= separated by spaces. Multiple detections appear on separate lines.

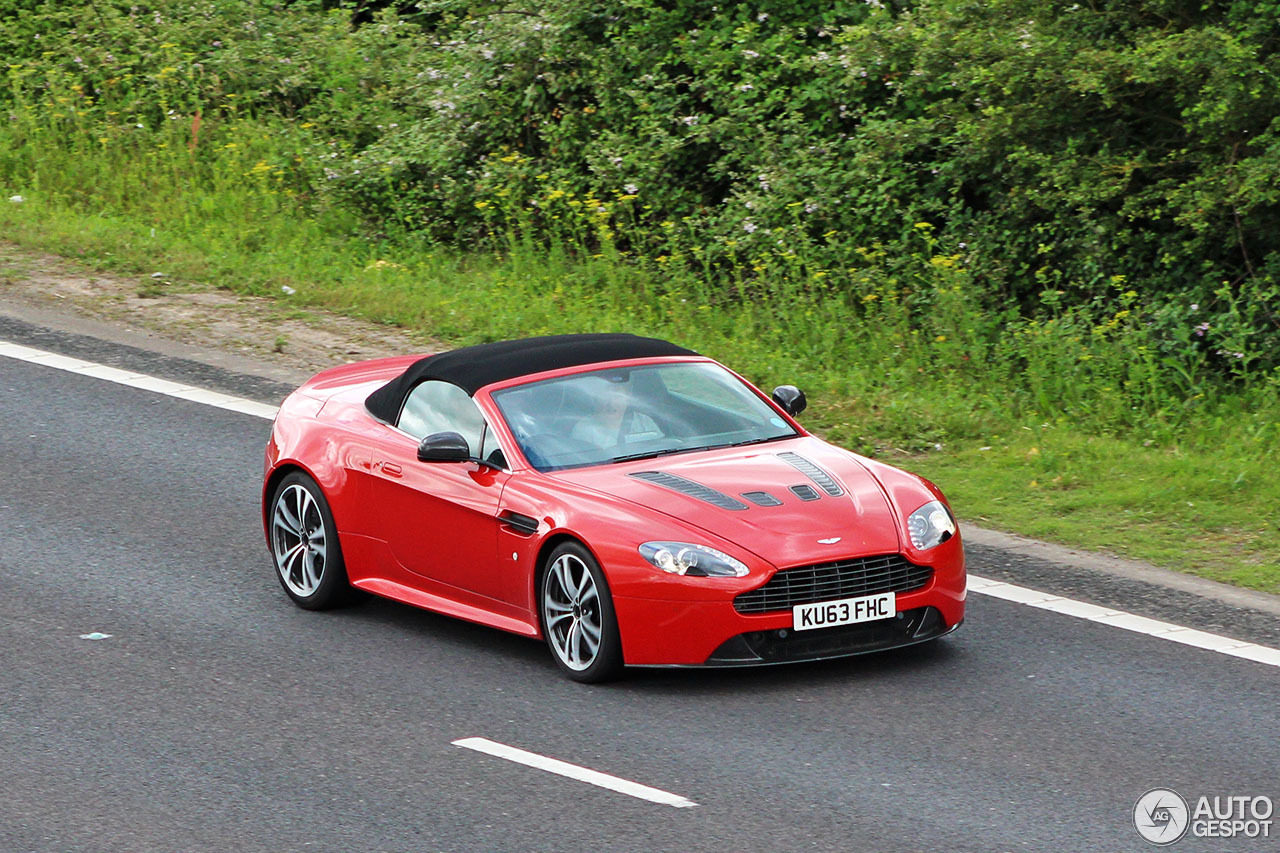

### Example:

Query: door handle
xmin=381 ymin=463 xmax=403 ymax=478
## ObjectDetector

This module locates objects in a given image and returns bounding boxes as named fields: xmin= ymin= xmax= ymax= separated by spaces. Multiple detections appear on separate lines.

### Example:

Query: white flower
xmin=757 ymin=12 xmax=768 ymax=21
xmin=743 ymin=221 xmax=758 ymax=233
xmin=281 ymin=285 xmax=297 ymax=295
xmin=624 ymin=183 xmax=639 ymax=194
xmin=680 ymin=115 xmax=698 ymax=126
xmin=743 ymin=50 xmax=759 ymax=58
xmin=8 ymin=195 xmax=24 ymax=203
xmin=1190 ymin=303 xmax=1199 ymax=311
xmin=738 ymin=83 xmax=754 ymax=91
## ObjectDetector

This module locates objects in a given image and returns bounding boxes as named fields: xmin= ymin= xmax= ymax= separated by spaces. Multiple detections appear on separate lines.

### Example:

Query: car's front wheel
xmin=269 ymin=471 xmax=356 ymax=610
xmin=540 ymin=542 xmax=623 ymax=683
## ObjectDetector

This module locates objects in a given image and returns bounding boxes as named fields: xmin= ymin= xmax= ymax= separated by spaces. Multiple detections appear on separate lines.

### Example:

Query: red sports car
xmin=262 ymin=334 xmax=965 ymax=681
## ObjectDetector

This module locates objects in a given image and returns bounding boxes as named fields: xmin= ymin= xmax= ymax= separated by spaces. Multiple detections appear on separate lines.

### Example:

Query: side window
xmin=397 ymin=380 xmax=486 ymax=455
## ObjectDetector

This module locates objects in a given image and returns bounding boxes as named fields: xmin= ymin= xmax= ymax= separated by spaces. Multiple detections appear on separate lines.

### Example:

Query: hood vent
xmin=777 ymin=452 xmax=844 ymax=496
xmin=630 ymin=471 xmax=749 ymax=511
xmin=741 ymin=491 xmax=783 ymax=507
xmin=790 ymin=484 xmax=821 ymax=502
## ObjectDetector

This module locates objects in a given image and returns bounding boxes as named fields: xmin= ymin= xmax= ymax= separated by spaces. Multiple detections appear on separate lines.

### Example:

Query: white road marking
xmin=970 ymin=578 xmax=1280 ymax=666
xmin=0 ymin=340 xmax=280 ymax=420
xmin=4 ymin=337 xmax=1279 ymax=669
xmin=452 ymin=737 xmax=697 ymax=808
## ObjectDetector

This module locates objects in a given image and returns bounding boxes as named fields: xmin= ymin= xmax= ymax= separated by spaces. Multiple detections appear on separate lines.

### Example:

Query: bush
xmin=1 ymin=0 xmax=1277 ymax=402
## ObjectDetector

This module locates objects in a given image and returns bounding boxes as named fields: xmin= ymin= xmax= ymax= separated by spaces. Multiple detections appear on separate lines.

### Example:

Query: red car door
xmin=366 ymin=425 xmax=512 ymax=603
xmin=363 ymin=379 xmax=515 ymax=605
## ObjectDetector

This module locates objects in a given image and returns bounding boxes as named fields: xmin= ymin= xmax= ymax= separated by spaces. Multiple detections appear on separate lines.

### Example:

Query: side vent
xmin=498 ymin=510 xmax=539 ymax=535
xmin=777 ymin=452 xmax=844 ymax=496
xmin=789 ymin=484 xmax=821 ymax=502
xmin=630 ymin=471 xmax=749 ymax=511
xmin=742 ymin=491 xmax=783 ymax=507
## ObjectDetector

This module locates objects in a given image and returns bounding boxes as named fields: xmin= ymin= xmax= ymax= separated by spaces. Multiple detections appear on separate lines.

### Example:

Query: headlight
xmin=907 ymin=500 xmax=956 ymax=550
xmin=638 ymin=542 xmax=749 ymax=577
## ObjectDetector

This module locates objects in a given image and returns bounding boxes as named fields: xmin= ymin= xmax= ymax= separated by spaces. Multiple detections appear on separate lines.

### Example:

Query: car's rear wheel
xmin=540 ymin=542 xmax=623 ymax=683
xmin=269 ymin=471 xmax=355 ymax=610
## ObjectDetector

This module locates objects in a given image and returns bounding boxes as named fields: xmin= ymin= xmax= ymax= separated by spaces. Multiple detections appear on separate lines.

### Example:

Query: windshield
xmin=490 ymin=361 xmax=798 ymax=471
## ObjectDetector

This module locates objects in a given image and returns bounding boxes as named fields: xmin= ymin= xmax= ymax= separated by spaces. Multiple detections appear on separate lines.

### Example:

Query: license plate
xmin=793 ymin=592 xmax=896 ymax=631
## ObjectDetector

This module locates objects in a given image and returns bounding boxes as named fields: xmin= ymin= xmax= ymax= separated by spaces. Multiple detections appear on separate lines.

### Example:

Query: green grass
xmin=0 ymin=99 xmax=1276 ymax=593
xmin=909 ymin=434 xmax=1278 ymax=591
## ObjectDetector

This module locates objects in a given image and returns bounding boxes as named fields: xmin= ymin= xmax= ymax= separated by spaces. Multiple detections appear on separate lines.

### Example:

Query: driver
xmin=572 ymin=385 xmax=631 ymax=449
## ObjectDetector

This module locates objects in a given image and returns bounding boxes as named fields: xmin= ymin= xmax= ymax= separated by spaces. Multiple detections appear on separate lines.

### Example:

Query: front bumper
xmin=612 ymin=577 xmax=966 ymax=666
xmin=701 ymin=606 xmax=960 ymax=666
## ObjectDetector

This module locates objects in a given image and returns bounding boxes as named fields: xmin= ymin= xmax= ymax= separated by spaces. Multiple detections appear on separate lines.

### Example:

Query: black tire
xmin=268 ymin=471 xmax=358 ymax=610
xmin=539 ymin=541 xmax=624 ymax=683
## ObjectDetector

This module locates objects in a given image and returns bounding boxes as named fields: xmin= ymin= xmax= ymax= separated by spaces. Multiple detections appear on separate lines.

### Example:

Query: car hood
xmin=552 ymin=437 xmax=903 ymax=568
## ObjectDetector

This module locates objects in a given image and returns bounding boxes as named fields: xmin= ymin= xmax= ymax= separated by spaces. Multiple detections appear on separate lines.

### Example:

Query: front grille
xmin=734 ymin=554 xmax=933 ymax=614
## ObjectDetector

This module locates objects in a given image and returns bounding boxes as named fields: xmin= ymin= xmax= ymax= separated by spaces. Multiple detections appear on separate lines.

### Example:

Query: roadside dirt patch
xmin=0 ymin=242 xmax=436 ymax=377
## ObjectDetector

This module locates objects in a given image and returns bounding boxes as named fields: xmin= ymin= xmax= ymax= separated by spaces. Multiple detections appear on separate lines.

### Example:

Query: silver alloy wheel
xmin=542 ymin=553 xmax=603 ymax=671
xmin=271 ymin=483 xmax=327 ymax=597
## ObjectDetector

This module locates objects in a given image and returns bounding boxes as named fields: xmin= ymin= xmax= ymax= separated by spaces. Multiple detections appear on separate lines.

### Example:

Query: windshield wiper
xmin=610 ymin=434 xmax=792 ymax=464
xmin=725 ymin=435 xmax=791 ymax=449
xmin=609 ymin=447 xmax=692 ymax=464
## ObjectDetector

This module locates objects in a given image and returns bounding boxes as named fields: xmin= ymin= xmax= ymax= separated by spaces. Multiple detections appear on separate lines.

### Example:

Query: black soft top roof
xmin=365 ymin=333 xmax=697 ymax=422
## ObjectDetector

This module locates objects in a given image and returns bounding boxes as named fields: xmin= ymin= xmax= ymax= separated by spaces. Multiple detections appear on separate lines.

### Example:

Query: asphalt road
xmin=2 ymin=337 xmax=1278 ymax=852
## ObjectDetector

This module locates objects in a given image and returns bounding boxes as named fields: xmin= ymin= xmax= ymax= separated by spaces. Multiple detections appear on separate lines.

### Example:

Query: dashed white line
xmin=452 ymin=737 xmax=697 ymax=808
xmin=4 ymin=337 xmax=1279 ymax=669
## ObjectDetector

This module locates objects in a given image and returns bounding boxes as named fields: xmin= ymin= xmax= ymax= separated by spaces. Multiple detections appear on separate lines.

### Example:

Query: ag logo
xmin=1134 ymin=788 xmax=1190 ymax=845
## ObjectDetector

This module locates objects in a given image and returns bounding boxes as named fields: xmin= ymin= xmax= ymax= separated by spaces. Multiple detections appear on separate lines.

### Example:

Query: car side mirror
xmin=417 ymin=431 xmax=471 ymax=462
xmin=771 ymin=385 xmax=807 ymax=417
